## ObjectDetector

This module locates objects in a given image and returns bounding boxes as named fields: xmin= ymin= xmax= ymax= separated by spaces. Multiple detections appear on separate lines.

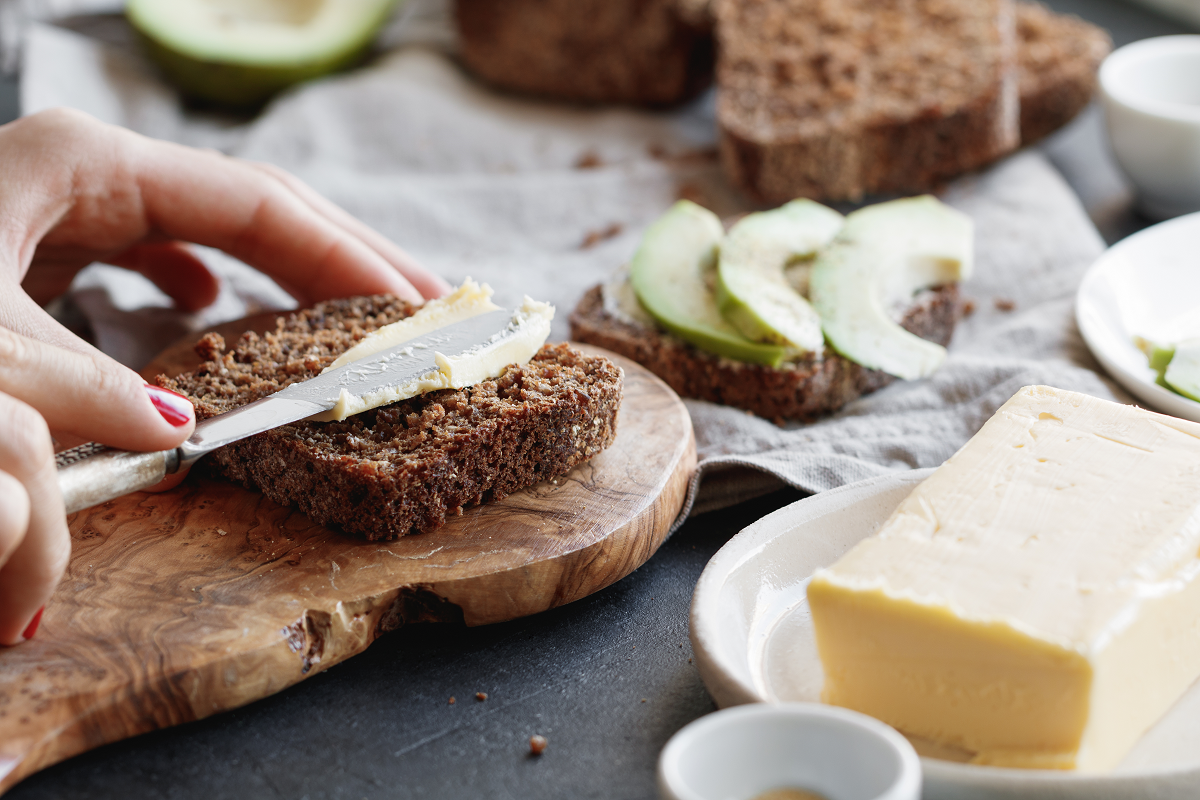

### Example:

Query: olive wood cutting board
xmin=0 ymin=314 xmax=696 ymax=794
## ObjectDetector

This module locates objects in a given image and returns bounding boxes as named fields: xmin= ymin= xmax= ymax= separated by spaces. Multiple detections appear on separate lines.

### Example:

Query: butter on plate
xmin=808 ymin=385 xmax=1200 ymax=772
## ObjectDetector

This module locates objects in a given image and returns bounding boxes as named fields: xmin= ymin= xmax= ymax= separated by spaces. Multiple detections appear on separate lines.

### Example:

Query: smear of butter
xmin=324 ymin=278 xmax=500 ymax=372
xmin=311 ymin=293 xmax=555 ymax=422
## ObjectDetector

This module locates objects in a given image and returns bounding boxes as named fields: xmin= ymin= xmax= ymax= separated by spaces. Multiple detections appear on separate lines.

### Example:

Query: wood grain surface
xmin=0 ymin=315 xmax=695 ymax=795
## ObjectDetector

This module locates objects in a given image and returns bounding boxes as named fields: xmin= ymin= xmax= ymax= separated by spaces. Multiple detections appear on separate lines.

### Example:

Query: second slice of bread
xmin=1017 ymin=1 xmax=1112 ymax=144
xmin=716 ymin=0 xmax=1019 ymax=203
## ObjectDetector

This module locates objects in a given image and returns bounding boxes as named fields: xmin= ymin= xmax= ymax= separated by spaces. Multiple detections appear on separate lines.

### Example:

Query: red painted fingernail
xmin=145 ymin=385 xmax=194 ymax=427
xmin=22 ymin=606 xmax=44 ymax=640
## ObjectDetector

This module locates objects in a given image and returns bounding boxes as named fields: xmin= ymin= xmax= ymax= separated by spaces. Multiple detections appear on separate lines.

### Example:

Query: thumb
xmin=0 ymin=327 xmax=195 ymax=452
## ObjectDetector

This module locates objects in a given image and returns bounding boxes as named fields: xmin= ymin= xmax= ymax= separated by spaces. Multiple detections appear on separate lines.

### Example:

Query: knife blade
xmin=55 ymin=308 xmax=513 ymax=514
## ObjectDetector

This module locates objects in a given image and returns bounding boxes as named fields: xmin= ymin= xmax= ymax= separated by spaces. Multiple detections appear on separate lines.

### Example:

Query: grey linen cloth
xmin=17 ymin=4 xmax=1124 ymax=525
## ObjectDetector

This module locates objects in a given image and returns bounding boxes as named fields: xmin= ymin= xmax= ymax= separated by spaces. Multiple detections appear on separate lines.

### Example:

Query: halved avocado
xmin=810 ymin=196 xmax=973 ymax=381
xmin=630 ymin=201 xmax=788 ymax=367
xmin=127 ymin=0 xmax=400 ymax=109
xmin=715 ymin=199 xmax=844 ymax=353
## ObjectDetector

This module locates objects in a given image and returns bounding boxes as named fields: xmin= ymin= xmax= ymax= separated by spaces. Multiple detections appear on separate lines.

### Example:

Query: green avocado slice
xmin=630 ymin=201 xmax=788 ymax=368
xmin=810 ymin=196 xmax=973 ymax=381
xmin=128 ymin=0 xmax=399 ymax=108
xmin=715 ymin=199 xmax=844 ymax=353
xmin=1165 ymin=339 xmax=1200 ymax=401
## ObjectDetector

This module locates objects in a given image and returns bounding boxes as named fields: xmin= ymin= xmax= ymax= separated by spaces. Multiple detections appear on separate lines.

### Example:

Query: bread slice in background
xmin=569 ymin=284 xmax=961 ymax=423
xmin=716 ymin=0 xmax=1020 ymax=203
xmin=454 ymin=0 xmax=714 ymax=106
xmin=1017 ymin=1 xmax=1112 ymax=145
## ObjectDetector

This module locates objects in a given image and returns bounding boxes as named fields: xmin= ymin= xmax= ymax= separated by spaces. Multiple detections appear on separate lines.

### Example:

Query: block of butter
xmin=807 ymin=385 xmax=1200 ymax=772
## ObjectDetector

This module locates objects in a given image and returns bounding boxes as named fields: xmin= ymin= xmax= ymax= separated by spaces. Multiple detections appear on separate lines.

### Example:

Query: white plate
xmin=1076 ymin=211 xmax=1200 ymax=422
xmin=690 ymin=470 xmax=1200 ymax=800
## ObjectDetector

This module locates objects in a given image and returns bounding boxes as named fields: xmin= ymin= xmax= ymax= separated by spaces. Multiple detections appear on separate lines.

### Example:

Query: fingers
xmin=5 ymin=110 xmax=449 ymax=310
xmin=246 ymin=162 xmax=452 ymax=300
xmin=129 ymin=136 xmax=431 ymax=306
xmin=0 ymin=393 xmax=69 ymax=645
xmin=0 ymin=326 xmax=195 ymax=452
xmin=107 ymin=242 xmax=221 ymax=313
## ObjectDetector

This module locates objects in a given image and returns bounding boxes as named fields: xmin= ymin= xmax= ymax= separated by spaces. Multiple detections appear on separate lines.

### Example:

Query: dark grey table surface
xmin=1 ymin=2 xmax=1195 ymax=798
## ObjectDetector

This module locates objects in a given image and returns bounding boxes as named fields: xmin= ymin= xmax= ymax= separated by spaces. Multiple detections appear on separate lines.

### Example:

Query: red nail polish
xmin=145 ymin=385 xmax=194 ymax=427
xmin=22 ymin=606 xmax=44 ymax=640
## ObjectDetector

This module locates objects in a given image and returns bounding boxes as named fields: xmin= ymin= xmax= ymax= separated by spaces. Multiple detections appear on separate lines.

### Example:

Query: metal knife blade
xmin=56 ymin=307 xmax=513 ymax=514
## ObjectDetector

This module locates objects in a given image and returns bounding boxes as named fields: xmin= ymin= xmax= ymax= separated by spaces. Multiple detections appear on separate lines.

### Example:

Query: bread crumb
xmin=575 ymin=151 xmax=603 ymax=169
xmin=476 ymin=692 xmax=488 ymax=701
xmin=448 ymin=696 xmax=456 ymax=705
xmin=641 ymin=698 xmax=647 ymax=703
xmin=529 ymin=735 xmax=548 ymax=755
xmin=960 ymin=299 xmax=977 ymax=317
xmin=994 ymin=298 xmax=1016 ymax=312
xmin=581 ymin=223 xmax=623 ymax=249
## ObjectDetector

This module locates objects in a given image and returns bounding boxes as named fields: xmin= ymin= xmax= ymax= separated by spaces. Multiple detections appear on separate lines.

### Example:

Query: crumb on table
xmin=581 ymin=222 xmax=623 ymax=249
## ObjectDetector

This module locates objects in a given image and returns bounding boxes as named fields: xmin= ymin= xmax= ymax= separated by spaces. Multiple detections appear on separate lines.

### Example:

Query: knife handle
xmin=55 ymin=443 xmax=181 ymax=515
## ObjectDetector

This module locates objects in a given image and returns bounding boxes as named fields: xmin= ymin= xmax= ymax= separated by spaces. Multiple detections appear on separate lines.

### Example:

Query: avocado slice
xmin=1164 ymin=340 xmax=1200 ymax=401
xmin=810 ymin=196 xmax=973 ymax=380
xmin=630 ymin=201 xmax=788 ymax=368
xmin=715 ymin=199 xmax=844 ymax=353
xmin=127 ymin=0 xmax=399 ymax=109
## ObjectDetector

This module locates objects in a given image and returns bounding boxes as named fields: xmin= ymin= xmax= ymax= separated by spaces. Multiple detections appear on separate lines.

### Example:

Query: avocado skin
xmin=134 ymin=30 xmax=376 ymax=110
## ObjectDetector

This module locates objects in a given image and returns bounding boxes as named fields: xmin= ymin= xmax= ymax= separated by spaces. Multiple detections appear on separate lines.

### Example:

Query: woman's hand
xmin=0 ymin=108 xmax=451 ymax=644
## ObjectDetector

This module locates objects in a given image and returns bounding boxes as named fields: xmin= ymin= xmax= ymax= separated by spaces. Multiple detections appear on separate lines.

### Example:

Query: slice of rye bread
xmin=715 ymin=0 xmax=1019 ymax=203
xmin=156 ymin=295 xmax=623 ymax=542
xmin=1016 ymin=1 xmax=1111 ymax=145
xmin=569 ymin=284 xmax=960 ymax=423
xmin=454 ymin=0 xmax=714 ymax=106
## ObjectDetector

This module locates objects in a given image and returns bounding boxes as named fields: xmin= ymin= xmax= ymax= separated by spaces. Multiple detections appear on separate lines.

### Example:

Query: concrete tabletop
xmin=1 ymin=1 xmax=1195 ymax=798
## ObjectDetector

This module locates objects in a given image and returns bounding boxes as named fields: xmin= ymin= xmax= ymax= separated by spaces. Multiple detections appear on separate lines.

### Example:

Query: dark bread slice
xmin=157 ymin=295 xmax=623 ymax=541
xmin=715 ymin=0 xmax=1019 ymax=203
xmin=1016 ymin=1 xmax=1111 ymax=144
xmin=569 ymin=284 xmax=959 ymax=423
xmin=454 ymin=0 xmax=714 ymax=106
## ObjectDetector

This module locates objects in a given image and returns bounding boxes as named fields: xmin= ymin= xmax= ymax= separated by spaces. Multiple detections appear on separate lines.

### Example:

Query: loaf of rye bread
xmin=1017 ymin=1 xmax=1112 ymax=144
xmin=569 ymin=284 xmax=960 ymax=423
xmin=716 ymin=0 xmax=1020 ymax=203
xmin=454 ymin=0 xmax=714 ymax=106
xmin=156 ymin=296 xmax=623 ymax=541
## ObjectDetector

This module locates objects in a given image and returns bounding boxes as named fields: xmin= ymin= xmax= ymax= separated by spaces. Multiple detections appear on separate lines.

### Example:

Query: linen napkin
xmin=17 ymin=3 xmax=1122 ymax=524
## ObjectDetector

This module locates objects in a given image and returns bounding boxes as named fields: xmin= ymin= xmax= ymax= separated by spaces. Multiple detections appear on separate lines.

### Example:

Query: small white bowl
xmin=1101 ymin=36 xmax=1200 ymax=220
xmin=658 ymin=703 xmax=921 ymax=800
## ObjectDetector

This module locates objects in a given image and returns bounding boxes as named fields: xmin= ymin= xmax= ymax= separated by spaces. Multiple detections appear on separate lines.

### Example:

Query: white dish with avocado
xmin=1076 ymin=211 xmax=1200 ymax=422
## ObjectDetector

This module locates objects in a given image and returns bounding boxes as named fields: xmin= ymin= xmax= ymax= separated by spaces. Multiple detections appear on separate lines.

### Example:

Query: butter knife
xmin=55 ymin=308 xmax=512 ymax=514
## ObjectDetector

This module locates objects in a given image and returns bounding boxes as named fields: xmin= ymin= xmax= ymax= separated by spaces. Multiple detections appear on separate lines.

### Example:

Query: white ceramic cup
xmin=657 ymin=703 xmax=921 ymax=800
xmin=1100 ymin=35 xmax=1200 ymax=220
